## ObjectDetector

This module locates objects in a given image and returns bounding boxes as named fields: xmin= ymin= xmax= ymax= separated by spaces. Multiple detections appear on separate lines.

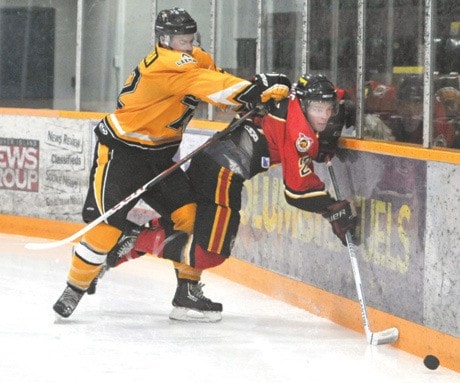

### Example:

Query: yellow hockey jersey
xmin=103 ymin=44 xmax=251 ymax=150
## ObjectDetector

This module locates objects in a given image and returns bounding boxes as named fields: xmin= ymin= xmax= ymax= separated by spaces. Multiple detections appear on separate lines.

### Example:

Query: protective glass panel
xmin=433 ymin=12 xmax=459 ymax=149
xmin=260 ymin=0 xmax=304 ymax=83
xmin=309 ymin=1 xmax=358 ymax=89
xmin=0 ymin=0 xmax=76 ymax=110
xmin=80 ymin=0 xmax=153 ymax=113
xmin=359 ymin=1 xmax=424 ymax=143
xmin=212 ymin=0 xmax=259 ymax=122
xmin=308 ymin=1 xmax=358 ymax=138
xmin=361 ymin=0 xmax=459 ymax=150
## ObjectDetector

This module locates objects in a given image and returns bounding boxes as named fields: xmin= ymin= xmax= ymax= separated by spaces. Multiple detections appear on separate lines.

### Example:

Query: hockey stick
xmin=25 ymin=107 xmax=261 ymax=250
xmin=326 ymin=161 xmax=399 ymax=345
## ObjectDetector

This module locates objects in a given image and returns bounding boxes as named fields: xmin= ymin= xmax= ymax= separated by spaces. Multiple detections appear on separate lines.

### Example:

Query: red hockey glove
xmin=322 ymin=200 xmax=357 ymax=246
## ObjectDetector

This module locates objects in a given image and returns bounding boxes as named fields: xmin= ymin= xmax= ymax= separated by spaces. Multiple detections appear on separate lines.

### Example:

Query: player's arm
xmin=171 ymin=69 xmax=290 ymax=111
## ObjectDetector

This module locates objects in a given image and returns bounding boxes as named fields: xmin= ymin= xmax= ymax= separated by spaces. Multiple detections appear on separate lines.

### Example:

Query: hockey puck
xmin=423 ymin=355 xmax=439 ymax=370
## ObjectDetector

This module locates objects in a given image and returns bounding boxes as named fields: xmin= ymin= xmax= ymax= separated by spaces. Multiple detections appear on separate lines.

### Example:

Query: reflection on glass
xmin=434 ymin=20 xmax=460 ymax=149
xmin=0 ymin=2 xmax=76 ymax=110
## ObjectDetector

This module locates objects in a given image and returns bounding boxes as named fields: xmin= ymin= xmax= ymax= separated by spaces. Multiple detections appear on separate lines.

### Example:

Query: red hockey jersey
xmin=256 ymin=96 xmax=335 ymax=213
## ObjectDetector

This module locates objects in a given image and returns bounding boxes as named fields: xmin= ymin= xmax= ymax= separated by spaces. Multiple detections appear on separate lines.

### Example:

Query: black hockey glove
xmin=322 ymin=200 xmax=357 ymax=246
xmin=316 ymin=143 xmax=337 ymax=163
xmin=316 ymin=125 xmax=342 ymax=163
xmin=237 ymin=73 xmax=291 ymax=111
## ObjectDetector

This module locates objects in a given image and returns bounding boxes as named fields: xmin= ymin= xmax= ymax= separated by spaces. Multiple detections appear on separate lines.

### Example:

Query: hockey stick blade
xmin=25 ymin=107 xmax=260 ymax=251
xmin=369 ymin=327 xmax=399 ymax=345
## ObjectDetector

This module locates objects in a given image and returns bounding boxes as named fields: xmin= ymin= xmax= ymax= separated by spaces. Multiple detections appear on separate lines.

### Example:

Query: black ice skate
xmin=169 ymin=279 xmax=223 ymax=322
xmin=106 ymin=225 xmax=143 ymax=268
xmin=86 ymin=266 xmax=106 ymax=295
xmin=53 ymin=285 xmax=84 ymax=318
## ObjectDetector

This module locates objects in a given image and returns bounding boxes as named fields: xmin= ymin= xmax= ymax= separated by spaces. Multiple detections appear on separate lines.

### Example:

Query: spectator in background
xmin=344 ymin=75 xmax=458 ymax=148
xmin=342 ymin=81 xmax=397 ymax=141
xmin=375 ymin=74 xmax=459 ymax=198
xmin=388 ymin=74 xmax=456 ymax=147
xmin=435 ymin=80 xmax=460 ymax=148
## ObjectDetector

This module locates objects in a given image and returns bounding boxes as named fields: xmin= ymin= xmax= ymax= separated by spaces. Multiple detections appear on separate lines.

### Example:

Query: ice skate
xmin=53 ymin=285 xmax=84 ymax=318
xmin=86 ymin=266 xmax=106 ymax=295
xmin=106 ymin=225 xmax=143 ymax=268
xmin=169 ymin=279 xmax=222 ymax=322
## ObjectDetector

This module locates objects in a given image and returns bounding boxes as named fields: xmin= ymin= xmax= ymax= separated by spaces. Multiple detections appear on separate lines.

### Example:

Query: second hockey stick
xmin=25 ymin=107 xmax=261 ymax=251
xmin=326 ymin=161 xmax=399 ymax=345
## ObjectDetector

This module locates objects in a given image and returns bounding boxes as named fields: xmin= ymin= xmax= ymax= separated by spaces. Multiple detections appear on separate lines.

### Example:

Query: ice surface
xmin=0 ymin=233 xmax=458 ymax=383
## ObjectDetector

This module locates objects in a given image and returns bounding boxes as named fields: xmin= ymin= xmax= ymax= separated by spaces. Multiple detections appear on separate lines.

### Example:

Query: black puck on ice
xmin=423 ymin=355 xmax=440 ymax=370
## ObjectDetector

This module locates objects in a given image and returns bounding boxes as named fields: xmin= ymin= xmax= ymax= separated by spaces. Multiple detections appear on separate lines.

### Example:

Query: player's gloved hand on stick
xmin=322 ymin=200 xmax=357 ymax=246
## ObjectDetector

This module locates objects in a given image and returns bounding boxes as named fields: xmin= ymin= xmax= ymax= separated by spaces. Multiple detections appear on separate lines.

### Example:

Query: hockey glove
xmin=322 ymin=200 xmax=357 ymax=246
xmin=316 ymin=144 xmax=337 ymax=163
xmin=316 ymin=126 xmax=341 ymax=163
xmin=260 ymin=83 xmax=289 ymax=103
xmin=237 ymin=73 xmax=291 ymax=111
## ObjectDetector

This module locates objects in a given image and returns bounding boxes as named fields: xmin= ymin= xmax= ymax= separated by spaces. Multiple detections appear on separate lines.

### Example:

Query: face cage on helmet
xmin=299 ymin=99 xmax=339 ymax=117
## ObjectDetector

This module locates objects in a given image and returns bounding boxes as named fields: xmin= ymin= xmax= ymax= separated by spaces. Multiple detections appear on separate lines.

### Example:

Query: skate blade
xmin=53 ymin=312 xmax=69 ymax=322
xmin=169 ymin=307 xmax=222 ymax=323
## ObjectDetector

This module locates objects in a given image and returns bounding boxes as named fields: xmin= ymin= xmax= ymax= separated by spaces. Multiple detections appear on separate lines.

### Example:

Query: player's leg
xmin=138 ymin=165 xmax=227 ymax=322
xmin=167 ymin=154 xmax=243 ymax=322
xmin=53 ymin=142 xmax=147 ymax=318
xmin=53 ymin=222 xmax=122 ymax=317
xmin=87 ymin=221 xmax=143 ymax=295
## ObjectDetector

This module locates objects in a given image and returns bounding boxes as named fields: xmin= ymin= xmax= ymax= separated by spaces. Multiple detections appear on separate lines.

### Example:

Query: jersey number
xmin=169 ymin=95 xmax=200 ymax=131
xmin=117 ymin=67 xmax=141 ymax=109
xmin=299 ymin=156 xmax=312 ymax=177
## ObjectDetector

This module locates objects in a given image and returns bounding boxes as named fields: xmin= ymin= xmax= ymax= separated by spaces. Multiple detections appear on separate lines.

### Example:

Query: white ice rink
xmin=1 ymin=233 xmax=458 ymax=383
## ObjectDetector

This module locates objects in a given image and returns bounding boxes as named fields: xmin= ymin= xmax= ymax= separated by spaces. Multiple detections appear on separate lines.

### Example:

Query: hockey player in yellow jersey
xmin=107 ymin=29 xmax=252 ymax=149
xmin=53 ymin=7 xmax=290 ymax=321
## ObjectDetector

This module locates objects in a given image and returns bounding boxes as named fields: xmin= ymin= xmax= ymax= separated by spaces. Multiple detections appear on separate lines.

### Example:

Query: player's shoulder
xmin=191 ymin=46 xmax=216 ymax=69
xmin=192 ymin=46 xmax=211 ymax=59
xmin=144 ymin=45 xmax=201 ymax=73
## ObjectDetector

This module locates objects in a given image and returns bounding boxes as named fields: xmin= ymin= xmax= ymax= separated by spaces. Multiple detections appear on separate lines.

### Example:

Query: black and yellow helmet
xmin=294 ymin=74 xmax=338 ymax=114
xmin=155 ymin=8 xmax=197 ymax=37
xmin=294 ymin=74 xmax=337 ymax=101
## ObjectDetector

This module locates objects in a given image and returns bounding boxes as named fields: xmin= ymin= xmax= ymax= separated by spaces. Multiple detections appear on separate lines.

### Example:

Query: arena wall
xmin=0 ymin=109 xmax=458 ymax=372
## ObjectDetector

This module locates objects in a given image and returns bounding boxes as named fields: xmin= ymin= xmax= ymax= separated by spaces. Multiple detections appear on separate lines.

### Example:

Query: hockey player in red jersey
xmin=52 ymin=7 xmax=290 ymax=320
xmin=109 ymin=74 xmax=357 ymax=322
